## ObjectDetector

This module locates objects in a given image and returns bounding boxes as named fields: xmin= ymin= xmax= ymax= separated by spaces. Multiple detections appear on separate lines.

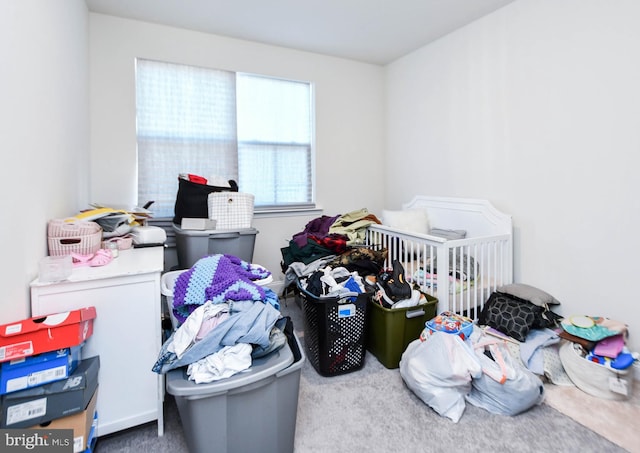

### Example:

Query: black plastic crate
xmin=297 ymin=285 xmax=370 ymax=377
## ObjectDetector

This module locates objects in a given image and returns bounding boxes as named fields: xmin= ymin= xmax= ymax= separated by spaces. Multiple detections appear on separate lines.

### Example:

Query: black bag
xmin=378 ymin=260 xmax=412 ymax=303
xmin=478 ymin=292 xmax=562 ymax=342
xmin=173 ymin=178 xmax=238 ymax=225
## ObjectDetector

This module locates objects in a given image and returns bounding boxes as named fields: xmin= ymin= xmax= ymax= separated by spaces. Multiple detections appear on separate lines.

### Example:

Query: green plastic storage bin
xmin=366 ymin=293 xmax=437 ymax=369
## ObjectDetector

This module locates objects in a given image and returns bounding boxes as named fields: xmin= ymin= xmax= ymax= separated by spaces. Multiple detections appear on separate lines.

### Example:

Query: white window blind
xmin=237 ymin=74 xmax=313 ymax=208
xmin=136 ymin=59 xmax=237 ymax=217
xmin=135 ymin=59 xmax=314 ymax=217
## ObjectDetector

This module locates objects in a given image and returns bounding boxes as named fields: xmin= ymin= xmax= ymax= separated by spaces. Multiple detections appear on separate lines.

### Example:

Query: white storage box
xmin=207 ymin=192 xmax=254 ymax=230
xmin=38 ymin=255 xmax=73 ymax=282
xmin=172 ymin=224 xmax=258 ymax=269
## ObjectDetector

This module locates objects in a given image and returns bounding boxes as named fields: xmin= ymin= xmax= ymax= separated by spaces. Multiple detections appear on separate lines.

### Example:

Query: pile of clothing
xmin=281 ymin=208 xmax=392 ymax=301
xmin=282 ymin=211 xmax=433 ymax=312
xmin=152 ymin=254 xmax=286 ymax=384
xmin=281 ymin=208 xmax=382 ymax=271
xmin=289 ymin=247 xmax=389 ymax=297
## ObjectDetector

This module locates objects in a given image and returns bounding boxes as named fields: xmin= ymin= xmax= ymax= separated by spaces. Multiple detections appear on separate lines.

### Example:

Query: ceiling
xmin=85 ymin=0 xmax=516 ymax=65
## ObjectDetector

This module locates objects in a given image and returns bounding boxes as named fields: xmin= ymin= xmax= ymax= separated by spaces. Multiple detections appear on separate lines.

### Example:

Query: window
xmin=135 ymin=59 xmax=314 ymax=218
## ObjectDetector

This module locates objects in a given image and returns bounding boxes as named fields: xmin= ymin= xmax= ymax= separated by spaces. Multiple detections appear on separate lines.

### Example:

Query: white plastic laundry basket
xmin=161 ymin=270 xmax=185 ymax=330
xmin=161 ymin=266 xmax=273 ymax=330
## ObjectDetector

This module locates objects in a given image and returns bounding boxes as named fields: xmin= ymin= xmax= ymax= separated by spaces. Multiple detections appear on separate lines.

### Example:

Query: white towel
xmin=187 ymin=343 xmax=252 ymax=383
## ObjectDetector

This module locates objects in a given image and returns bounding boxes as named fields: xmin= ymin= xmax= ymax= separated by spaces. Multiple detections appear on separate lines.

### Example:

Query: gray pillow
xmin=497 ymin=283 xmax=560 ymax=307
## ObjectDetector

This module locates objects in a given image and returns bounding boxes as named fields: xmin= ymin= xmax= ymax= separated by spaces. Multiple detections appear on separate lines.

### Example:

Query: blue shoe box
xmin=0 ymin=345 xmax=82 ymax=395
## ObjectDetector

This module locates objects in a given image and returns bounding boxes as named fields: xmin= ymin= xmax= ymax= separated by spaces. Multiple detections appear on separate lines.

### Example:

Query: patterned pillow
xmin=479 ymin=292 xmax=541 ymax=342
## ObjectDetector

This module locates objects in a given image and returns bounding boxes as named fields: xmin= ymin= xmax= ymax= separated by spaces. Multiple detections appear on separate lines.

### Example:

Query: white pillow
xmin=381 ymin=209 xmax=429 ymax=234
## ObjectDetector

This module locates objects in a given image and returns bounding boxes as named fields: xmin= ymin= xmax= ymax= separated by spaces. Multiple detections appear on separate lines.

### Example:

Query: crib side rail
xmin=365 ymin=225 xmax=513 ymax=321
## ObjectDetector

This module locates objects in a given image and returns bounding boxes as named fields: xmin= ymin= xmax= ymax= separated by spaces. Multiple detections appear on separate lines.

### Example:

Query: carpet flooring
xmin=94 ymin=298 xmax=637 ymax=452
xmin=545 ymin=382 xmax=640 ymax=452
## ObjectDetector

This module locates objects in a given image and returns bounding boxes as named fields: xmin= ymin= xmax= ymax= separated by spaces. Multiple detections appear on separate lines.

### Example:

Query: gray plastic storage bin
xmin=166 ymin=332 xmax=305 ymax=453
xmin=172 ymin=224 xmax=258 ymax=268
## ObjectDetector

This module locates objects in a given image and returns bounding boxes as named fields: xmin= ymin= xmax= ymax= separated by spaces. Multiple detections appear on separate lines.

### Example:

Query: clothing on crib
xmin=411 ymin=268 xmax=471 ymax=293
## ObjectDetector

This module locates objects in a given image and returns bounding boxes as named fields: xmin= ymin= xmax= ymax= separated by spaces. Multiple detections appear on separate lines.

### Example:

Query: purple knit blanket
xmin=172 ymin=254 xmax=275 ymax=324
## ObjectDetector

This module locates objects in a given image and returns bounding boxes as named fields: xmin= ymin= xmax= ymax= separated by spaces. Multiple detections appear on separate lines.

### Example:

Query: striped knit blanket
xmin=172 ymin=254 xmax=277 ymax=324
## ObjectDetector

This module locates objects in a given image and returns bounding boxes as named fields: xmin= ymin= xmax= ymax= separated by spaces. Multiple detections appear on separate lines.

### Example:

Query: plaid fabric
xmin=309 ymin=234 xmax=348 ymax=254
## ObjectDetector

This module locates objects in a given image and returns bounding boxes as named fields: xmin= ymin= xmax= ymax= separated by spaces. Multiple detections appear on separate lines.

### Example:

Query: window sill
xmin=254 ymin=206 xmax=323 ymax=219
xmin=147 ymin=206 xmax=323 ymax=225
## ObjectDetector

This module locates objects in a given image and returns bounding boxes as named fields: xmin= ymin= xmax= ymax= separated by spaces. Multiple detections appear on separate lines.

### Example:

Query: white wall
xmin=89 ymin=14 xmax=386 ymax=279
xmin=0 ymin=0 xmax=89 ymax=323
xmin=8 ymin=1 xmax=633 ymax=353
xmin=386 ymin=0 xmax=640 ymax=351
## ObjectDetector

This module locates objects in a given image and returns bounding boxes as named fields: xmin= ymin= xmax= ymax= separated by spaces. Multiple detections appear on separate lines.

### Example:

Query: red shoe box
xmin=0 ymin=307 xmax=96 ymax=363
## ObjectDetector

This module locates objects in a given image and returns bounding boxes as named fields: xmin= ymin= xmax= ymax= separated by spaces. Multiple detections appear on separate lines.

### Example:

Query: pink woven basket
xmin=47 ymin=219 xmax=103 ymax=256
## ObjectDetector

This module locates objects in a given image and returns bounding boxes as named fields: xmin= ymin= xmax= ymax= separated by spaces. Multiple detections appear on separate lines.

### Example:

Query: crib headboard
xmin=403 ymin=196 xmax=512 ymax=238
xmin=369 ymin=196 xmax=513 ymax=319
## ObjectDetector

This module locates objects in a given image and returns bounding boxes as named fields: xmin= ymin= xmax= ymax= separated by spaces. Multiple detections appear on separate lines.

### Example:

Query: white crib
xmin=366 ymin=196 xmax=513 ymax=320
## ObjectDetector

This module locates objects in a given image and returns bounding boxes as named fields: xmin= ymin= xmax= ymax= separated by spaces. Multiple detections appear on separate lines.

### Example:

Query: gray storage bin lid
xmin=166 ymin=339 xmax=294 ymax=397
xmin=172 ymin=224 xmax=258 ymax=237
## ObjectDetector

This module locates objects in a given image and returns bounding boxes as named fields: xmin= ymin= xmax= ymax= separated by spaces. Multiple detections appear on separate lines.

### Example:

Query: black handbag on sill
xmin=173 ymin=177 xmax=238 ymax=225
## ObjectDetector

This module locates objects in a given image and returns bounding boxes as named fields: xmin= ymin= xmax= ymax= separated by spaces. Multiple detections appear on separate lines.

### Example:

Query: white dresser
xmin=30 ymin=246 xmax=165 ymax=437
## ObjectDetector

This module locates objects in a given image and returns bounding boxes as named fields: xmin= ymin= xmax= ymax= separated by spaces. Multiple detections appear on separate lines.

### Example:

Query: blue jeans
xmin=152 ymin=300 xmax=281 ymax=374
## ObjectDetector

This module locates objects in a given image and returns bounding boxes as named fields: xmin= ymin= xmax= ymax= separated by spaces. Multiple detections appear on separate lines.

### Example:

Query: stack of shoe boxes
xmin=0 ymin=307 xmax=100 ymax=453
